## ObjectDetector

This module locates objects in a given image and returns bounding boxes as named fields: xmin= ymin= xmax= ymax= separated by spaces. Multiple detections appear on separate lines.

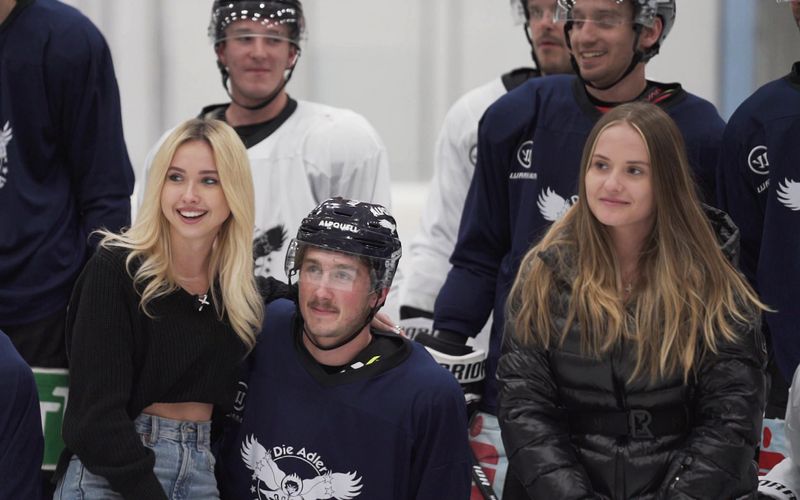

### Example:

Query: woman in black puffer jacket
xmin=497 ymin=102 xmax=767 ymax=500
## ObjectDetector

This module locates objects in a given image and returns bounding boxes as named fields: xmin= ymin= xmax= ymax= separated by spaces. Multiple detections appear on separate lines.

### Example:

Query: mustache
xmin=536 ymin=36 xmax=563 ymax=46
xmin=308 ymin=300 xmax=338 ymax=313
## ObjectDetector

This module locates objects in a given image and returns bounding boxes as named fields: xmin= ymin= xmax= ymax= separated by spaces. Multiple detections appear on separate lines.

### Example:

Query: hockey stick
xmin=470 ymin=446 xmax=499 ymax=500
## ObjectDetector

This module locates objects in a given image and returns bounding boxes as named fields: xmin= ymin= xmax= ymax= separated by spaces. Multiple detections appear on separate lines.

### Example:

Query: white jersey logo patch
xmin=241 ymin=435 xmax=363 ymax=499
xmin=0 ymin=121 xmax=13 ymax=189
xmin=537 ymin=187 xmax=576 ymax=221
xmin=777 ymin=178 xmax=800 ymax=211
xmin=748 ymin=145 xmax=769 ymax=175
xmin=517 ymin=140 xmax=533 ymax=169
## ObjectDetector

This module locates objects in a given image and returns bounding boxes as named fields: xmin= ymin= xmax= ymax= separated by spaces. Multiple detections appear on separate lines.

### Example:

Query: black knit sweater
xmin=55 ymin=246 xmax=270 ymax=499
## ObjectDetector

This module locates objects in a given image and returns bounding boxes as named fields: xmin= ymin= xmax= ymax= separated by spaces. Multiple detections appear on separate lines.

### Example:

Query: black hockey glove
xmin=400 ymin=316 xmax=486 ymax=419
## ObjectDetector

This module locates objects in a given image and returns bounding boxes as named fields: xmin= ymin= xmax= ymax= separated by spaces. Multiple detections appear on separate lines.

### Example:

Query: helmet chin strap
xmin=523 ymin=23 xmax=542 ymax=72
xmin=218 ymin=47 xmax=301 ymax=112
xmin=566 ymin=23 xmax=645 ymax=93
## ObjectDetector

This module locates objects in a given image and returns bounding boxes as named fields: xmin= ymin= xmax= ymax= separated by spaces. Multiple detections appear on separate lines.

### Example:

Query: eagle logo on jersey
xmin=0 ymin=121 xmax=12 ymax=190
xmin=537 ymin=187 xmax=576 ymax=221
xmin=777 ymin=178 xmax=800 ymax=211
xmin=241 ymin=435 xmax=363 ymax=500
xmin=254 ymin=225 xmax=288 ymax=277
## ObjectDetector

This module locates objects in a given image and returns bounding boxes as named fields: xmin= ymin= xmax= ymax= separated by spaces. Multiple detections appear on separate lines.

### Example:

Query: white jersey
xmin=760 ymin=365 xmax=800 ymax=499
xmin=135 ymin=100 xmax=392 ymax=280
xmin=395 ymin=77 xmax=508 ymax=313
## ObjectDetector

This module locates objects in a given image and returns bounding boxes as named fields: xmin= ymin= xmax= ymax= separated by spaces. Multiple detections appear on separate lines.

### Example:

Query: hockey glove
xmin=400 ymin=316 xmax=486 ymax=419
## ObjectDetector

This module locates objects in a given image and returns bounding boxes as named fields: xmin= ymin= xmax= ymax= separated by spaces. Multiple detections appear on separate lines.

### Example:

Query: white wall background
xmin=61 ymin=0 xmax=797 ymax=239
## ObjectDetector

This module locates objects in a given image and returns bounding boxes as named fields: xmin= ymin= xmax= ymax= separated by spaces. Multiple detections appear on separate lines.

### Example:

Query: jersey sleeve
xmin=61 ymin=250 xmax=167 ymax=499
xmin=0 ymin=332 xmax=43 ymax=500
xmin=410 ymin=358 xmax=472 ymax=499
xmin=716 ymin=109 xmax=767 ymax=290
xmin=432 ymin=103 xmax=514 ymax=339
xmin=398 ymin=90 xmax=488 ymax=313
xmin=48 ymin=20 xmax=134 ymax=244
xmin=304 ymin=110 xmax=392 ymax=210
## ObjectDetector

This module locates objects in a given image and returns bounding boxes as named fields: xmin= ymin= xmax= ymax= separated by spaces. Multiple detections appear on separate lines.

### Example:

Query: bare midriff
xmin=142 ymin=402 xmax=213 ymax=422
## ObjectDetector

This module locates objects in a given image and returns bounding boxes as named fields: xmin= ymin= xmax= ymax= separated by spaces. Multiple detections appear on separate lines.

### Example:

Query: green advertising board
xmin=33 ymin=368 xmax=69 ymax=470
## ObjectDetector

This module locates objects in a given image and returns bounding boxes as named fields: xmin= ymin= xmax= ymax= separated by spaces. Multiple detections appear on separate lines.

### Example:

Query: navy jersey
xmin=717 ymin=62 xmax=800 ymax=382
xmin=0 ymin=330 xmax=43 ymax=499
xmin=217 ymin=299 xmax=471 ymax=500
xmin=0 ymin=0 xmax=133 ymax=325
xmin=434 ymin=75 xmax=725 ymax=414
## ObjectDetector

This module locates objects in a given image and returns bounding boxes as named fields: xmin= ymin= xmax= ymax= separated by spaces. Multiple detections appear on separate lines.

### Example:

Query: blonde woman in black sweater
xmin=54 ymin=118 xmax=266 ymax=499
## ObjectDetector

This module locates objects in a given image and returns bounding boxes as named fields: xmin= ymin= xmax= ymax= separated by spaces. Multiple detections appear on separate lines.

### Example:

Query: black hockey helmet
xmin=208 ymin=0 xmax=305 ymax=48
xmin=285 ymin=197 xmax=402 ymax=291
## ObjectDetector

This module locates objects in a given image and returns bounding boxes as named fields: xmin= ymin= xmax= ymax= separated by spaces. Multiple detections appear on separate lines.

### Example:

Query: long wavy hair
xmin=508 ymin=102 xmax=765 ymax=382
xmin=98 ymin=118 xmax=262 ymax=350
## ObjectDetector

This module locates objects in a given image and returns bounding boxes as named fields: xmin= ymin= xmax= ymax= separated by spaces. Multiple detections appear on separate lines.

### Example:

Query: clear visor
xmin=555 ymin=1 xmax=654 ymax=29
xmin=217 ymin=29 xmax=296 ymax=46
xmin=285 ymin=240 xmax=391 ymax=292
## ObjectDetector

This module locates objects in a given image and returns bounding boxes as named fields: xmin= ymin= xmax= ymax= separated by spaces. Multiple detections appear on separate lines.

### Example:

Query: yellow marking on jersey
xmin=365 ymin=355 xmax=381 ymax=366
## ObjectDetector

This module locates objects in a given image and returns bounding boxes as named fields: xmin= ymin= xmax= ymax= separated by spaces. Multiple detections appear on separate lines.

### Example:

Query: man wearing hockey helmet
xmin=138 ymin=2 xmax=392 ymax=281
xmin=216 ymin=198 xmax=471 ymax=500
xmin=396 ymin=2 xmax=572 ymax=497
xmin=428 ymin=1 xmax=725 ymax=496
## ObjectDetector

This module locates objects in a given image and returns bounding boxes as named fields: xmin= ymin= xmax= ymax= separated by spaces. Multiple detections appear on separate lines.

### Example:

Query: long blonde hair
xmin=99 ymin=118 xmax=262 ymax=350
xmin=508 ymin=102 xmax=765 ymax=382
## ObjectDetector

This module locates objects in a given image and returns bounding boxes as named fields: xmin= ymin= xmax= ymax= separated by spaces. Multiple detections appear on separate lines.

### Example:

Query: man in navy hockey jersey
xmin=396 ymin=1 xmax=573 ymax=496
xmin=718 ymin=0 xmax=800 ymax=476
xmin=217 ymin=198 xmax=471 ymax=500
xmin=0 ymin=0 xmax=133 ymax=494
xmin=419 ymin=1 xmax=725 ymax=494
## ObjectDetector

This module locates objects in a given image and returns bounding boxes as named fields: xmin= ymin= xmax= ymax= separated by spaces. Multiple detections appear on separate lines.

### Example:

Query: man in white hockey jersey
xmin=140 ymin=0 xmax=392 ymax=280
xmin=396 ymin=1 xmax=571 ymax=496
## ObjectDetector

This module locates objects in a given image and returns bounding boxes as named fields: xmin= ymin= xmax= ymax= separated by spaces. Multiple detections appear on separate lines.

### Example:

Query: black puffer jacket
xmin=497 ymin=208 xmax=767 ymax=499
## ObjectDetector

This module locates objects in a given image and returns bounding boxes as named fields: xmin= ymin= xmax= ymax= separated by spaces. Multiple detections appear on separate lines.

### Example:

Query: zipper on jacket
xmin=668 ymin=455 xmax=694 ymax=491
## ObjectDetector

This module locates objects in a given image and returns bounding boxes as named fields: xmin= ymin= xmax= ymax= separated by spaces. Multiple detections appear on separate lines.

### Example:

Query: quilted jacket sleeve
xmin=497 ymin=330 xmax=601 ymax=500
xmin=657 ymin=320 xmax=767 ymax=499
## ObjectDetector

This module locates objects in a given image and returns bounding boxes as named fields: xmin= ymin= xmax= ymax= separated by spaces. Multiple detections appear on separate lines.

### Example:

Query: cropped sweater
xmin=56 ymin=246 xmax=258 ymax=499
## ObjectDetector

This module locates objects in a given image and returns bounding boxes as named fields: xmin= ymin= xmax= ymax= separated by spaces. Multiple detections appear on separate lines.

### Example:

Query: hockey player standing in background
xmin=718 ymin=0 xmax=800 ymax=477
xmin=422 ymin=1 xmax=726 ymax=497
xmin=396 ymin=1 xmax=572 ymax=496
xmin=139 ymin=0 xmax=392 ymax=281
xmin=0 ymin=0 xmax=134 ymax=496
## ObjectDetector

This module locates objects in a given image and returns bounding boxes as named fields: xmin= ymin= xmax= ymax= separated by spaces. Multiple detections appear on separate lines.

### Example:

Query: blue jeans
xmin=54 ymin=413 xmax=219 ymax=499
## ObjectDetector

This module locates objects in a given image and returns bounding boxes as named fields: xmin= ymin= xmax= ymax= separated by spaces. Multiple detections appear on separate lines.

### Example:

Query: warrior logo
xmin=469 ymin=143 xmax=478 ymax=166
xmin=747 ymin=145 xmax=769 ymax=175
xmin=777 ymin=178 xmax=800 ymax=211
xmin=241 ymin=435 xmax=363 ymax=499
xmin=516 ymin=140 xmax=533 ymax=169
xmin=537 ymin=187 xmax=577 ymax=221
xmin=254 ymin=225 xmax=288 ymax=277
xmin=0 ymin=121 xmax=12 ymax=190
